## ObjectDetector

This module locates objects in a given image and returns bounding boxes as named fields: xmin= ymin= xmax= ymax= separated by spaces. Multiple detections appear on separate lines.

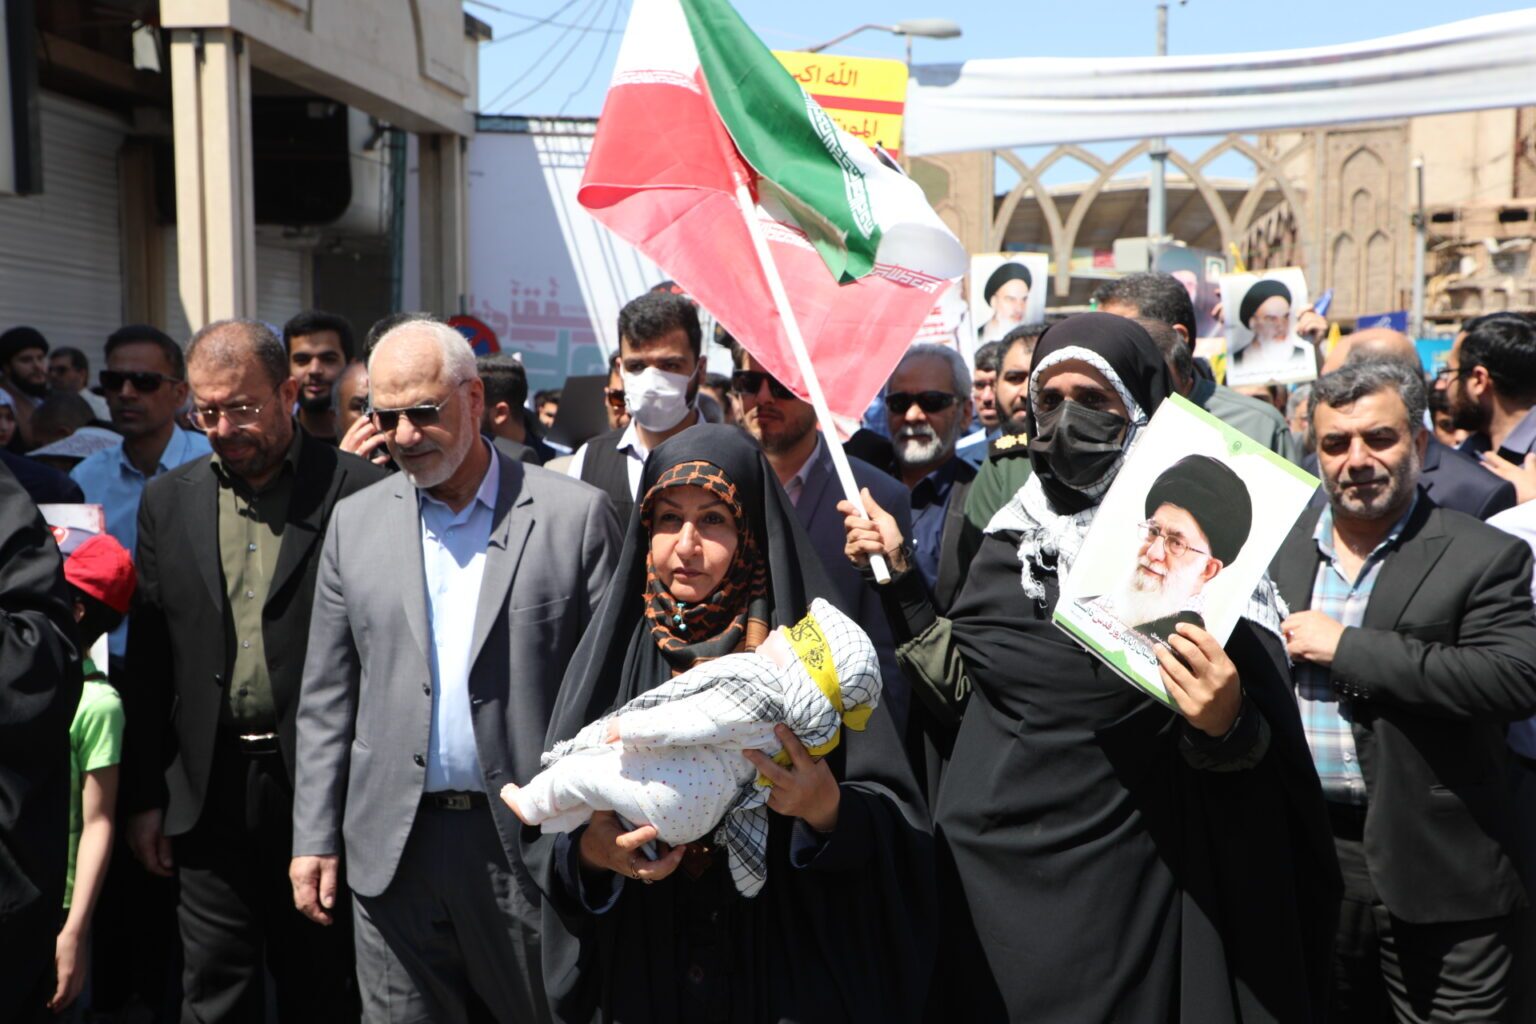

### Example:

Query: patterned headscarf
xmin=640 ymin=459 xmax=770 ymax=672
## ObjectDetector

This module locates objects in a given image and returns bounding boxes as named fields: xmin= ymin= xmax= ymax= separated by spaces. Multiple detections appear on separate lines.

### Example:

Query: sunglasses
xmin=368 ymin=394 xmax=452 ymax=432
xmin=604 ymin=387 xmax=627 ymax=411
xmin=884 ymin=391 xmax=960 ymax=415
xmin=100 ymin=370 xmax=182 ymax=393
xmin=730 ymin=370 xmax=796 ymax=400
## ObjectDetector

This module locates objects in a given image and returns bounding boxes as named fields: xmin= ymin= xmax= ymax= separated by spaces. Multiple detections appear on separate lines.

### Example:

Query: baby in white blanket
xmin=501 ymin=597 xmax=879 ymax=896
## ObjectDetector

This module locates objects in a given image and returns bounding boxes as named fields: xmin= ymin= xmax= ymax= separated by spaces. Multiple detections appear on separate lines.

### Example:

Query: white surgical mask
xmin=621 ymin=365 xmax=695 ymax=432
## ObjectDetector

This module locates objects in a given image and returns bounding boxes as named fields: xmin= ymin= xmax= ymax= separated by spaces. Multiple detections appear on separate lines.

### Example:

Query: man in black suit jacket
xmin=0 ymin=462 xmax=81 ymax=1021
xmin=121 ymin=321 xmax=386 ymax=1022
xmin=1273 ymin=359 xmax=1536 ymax=1021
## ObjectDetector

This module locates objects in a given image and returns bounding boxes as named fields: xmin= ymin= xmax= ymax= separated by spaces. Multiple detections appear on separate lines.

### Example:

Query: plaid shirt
xmin=1294 ymin=497 xmax=1418 ymax=805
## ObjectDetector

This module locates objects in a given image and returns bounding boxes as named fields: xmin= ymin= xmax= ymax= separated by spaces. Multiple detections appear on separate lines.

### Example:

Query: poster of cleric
xmin=970 ymin=253 xmax=1049 ymax=345
xmin=1054 ymin=394 xmax=1319 ymax=708
xmin=1220 ymin=267 xmax=1316 ymax=387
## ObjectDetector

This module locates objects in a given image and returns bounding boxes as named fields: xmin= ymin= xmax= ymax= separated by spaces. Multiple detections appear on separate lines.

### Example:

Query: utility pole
xmin=1411 ymin=157 xmax=1426 ymax=338
xmin=1146 ymin=2 xmax=1169 ymax=242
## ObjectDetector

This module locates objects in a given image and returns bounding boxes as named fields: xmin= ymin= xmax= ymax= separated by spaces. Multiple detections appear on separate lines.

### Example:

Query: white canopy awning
xmin=905 ymin=10 xmax=1536 ymax=155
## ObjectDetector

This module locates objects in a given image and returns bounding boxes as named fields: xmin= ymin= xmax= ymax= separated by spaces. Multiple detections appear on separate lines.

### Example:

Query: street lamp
xmin=1147 ymin=0 xmax=1188 ymax=241
xmin=805 ymin=19 xmax=962 ymax=66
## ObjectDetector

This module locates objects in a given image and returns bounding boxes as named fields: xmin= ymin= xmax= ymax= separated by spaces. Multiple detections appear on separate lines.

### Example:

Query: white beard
xmin=1102 ymin=567 xmax=1196 ymax=628
xmin=893 ymin=421 xmax=959 ymax=469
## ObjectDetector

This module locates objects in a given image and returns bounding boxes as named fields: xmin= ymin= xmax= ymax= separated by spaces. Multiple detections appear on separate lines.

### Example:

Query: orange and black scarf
xmin=640 ymin=460 xmax=769 ymax=672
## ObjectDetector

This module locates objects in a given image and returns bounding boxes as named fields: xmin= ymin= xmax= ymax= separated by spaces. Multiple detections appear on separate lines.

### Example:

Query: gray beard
xmin=893 ymin=423 xmax=959 ymax=469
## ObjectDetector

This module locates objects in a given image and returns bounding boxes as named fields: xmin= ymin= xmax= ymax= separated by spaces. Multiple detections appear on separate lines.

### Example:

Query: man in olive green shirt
xmin=122 ymin=320 xmax=386 ymax=1022
xmin=964 ymin=326 xmax=1038 ymax=543
xmin=214 ymin=432 xmax=300 ymax=732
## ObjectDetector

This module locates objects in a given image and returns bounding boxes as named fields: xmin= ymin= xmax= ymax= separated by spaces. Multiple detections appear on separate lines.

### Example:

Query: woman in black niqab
xmin=859 ymin=315 xmax=1338 ymax=1022
xmin=524 ymin=425 xmax=934 ymax=1024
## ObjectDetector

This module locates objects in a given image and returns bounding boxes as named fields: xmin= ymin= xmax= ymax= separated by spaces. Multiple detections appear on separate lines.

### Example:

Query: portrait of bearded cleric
xmin=1085 ymin=454 xmax=1253 ymax=645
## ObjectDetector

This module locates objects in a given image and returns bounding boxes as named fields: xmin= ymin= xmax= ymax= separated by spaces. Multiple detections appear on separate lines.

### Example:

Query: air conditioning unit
xmin=252 ymin=100 xmax=391 ymax=236
xmin=151 ymin=98 xmax=392 ymax=237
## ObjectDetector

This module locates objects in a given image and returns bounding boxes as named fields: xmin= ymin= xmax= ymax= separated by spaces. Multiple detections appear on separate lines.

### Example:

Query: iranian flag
xmin=577 ymin=0 xmax=967 ymax=422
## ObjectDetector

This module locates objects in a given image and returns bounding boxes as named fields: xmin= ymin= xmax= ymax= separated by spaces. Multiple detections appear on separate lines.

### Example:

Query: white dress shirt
xmin=418 ymin=443 xmax=499 ymax=792
xmin=565 ymin=410 xmax=703 ymax=492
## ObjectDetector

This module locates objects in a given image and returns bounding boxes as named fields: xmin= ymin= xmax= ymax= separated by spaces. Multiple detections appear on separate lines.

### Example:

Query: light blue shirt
xmin=70 ymin=428 xmax=213 ymax=657
xmin=418 ymin=444 xmax=499 ymax=793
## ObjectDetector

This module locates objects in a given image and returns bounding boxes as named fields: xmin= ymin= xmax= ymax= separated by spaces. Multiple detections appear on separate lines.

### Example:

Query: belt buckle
xmin=440 ymin=793 xmax=472 ymax=811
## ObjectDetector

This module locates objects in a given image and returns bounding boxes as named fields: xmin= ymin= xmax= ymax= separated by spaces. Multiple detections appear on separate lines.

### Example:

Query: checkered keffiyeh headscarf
xmin=640 ymin=460 xmax=770 ymax=672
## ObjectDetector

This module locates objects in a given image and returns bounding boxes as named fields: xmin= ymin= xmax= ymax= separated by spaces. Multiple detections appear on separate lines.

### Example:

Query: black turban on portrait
xmin=984 ymin=262 xmax=1033 ymax=304
xmin=1144 ymin=454 xmax=1252 ymax=565
xmin=0 ymin=326 xmax=48 ymax=362
xmin=1238 ymin=279 xmax=1292 ymax=330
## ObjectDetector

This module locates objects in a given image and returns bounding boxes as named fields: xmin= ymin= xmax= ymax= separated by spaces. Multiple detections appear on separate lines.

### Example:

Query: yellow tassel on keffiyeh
xmin=756 ymin=607 xmax=876 ymax=786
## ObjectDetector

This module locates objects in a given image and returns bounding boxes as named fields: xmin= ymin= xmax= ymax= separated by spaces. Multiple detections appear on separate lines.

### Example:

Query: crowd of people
xmin=1 ymin=270 xmax=1535 ymax=1023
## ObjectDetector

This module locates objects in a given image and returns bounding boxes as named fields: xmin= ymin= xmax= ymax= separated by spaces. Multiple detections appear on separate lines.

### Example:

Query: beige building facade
xmin=915 ymin=107 xmax=1536 ymax=329
xmin=1 ymin=0 xmax=483 ymax=365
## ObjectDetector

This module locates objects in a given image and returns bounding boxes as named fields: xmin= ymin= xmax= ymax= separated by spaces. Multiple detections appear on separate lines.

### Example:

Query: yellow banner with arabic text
xmin=772 ymin=51 xmax=908 ymax=156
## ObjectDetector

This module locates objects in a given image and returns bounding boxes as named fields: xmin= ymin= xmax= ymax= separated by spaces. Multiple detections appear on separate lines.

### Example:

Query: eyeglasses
xmin=190 ymin=388 xmax=279 ymax=431
xmin=1434 ymin=364 xmax=1471 ymax=384
xmin=1135 ymin=519 xmax=1210 ymax=561
xmin=884 ymin=391 xmax=960 ymax=415
xmin=369 ymin=394 xmax=452 ymax=432
xmin=730 ymin=370 xmax=796 ymax=400
xmin=100 ymin=370 xmax=182 ymax=394
xmin=604 ymin=387 xmax=627 ymax=411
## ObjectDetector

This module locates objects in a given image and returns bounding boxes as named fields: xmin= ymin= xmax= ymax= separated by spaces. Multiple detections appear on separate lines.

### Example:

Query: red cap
xmin=64 ymin=534 xmax=137 ymax=614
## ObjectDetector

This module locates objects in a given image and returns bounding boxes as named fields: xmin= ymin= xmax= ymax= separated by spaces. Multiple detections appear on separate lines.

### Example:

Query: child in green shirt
xmin=52 ymin=534 xmax=135 ymax=1014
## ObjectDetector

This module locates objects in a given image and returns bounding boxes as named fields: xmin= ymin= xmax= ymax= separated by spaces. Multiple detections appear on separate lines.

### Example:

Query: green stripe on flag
xmin=680 ymin=0 xmax=882 ymax=283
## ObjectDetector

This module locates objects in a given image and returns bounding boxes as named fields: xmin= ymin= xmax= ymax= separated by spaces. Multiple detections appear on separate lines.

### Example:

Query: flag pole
xmin=732 ymin=180 xmax=892 ymax=584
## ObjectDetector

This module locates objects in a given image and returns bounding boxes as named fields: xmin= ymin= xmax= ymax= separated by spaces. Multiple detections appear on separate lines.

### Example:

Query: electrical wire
xmin=498 ymin=0 xmax=613 ymax=114
xmin=481 ymin=0 xmax=604 ymax=111
xmin=556 ymin=0 xmax=626 ymax=115
xmin=467 ymin=0 xmax=620 ymax=41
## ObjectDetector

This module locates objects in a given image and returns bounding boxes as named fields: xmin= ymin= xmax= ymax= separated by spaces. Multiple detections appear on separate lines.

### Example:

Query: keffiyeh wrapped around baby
xmin=504 ymin=598 xmax=879 ymax=897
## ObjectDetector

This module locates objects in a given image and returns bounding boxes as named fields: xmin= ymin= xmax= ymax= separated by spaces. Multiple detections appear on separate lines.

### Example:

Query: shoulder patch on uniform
xmin=989 ymin=433 xmax=1028 ymax=459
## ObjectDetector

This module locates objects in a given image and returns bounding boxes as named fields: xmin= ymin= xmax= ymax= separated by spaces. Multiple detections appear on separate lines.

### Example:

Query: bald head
xmin=1323 ymin=327 xmax=1417 ymax=375
xmin=368 ymin=320 xmax=478 ymax=394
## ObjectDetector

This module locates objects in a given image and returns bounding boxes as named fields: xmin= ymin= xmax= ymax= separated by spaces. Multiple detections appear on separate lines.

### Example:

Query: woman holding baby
xmin=519 ymin=425 xmax=933 ymax=1024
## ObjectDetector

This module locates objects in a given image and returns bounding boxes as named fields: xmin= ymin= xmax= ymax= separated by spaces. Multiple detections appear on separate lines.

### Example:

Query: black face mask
xmin=1029 ymin=399 xmax=1129 ymax=490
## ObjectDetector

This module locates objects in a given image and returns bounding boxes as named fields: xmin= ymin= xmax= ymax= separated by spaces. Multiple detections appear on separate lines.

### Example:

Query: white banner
xmin=906 ymin=10 xmax=1536 ymax=155
xmin=466 ymin=118 xmax=665 ymax=393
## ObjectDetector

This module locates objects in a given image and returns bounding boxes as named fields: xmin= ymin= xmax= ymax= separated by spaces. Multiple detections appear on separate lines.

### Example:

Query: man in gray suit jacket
xmin=290 ymin=320 xmax=619 ymax=1023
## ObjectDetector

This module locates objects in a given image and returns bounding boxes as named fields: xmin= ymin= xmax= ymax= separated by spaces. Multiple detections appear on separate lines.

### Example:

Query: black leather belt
xmin=235 ymin=732 xmax=280 ymax=756
xmin=422 ymin=791 xmax=487 ymax=811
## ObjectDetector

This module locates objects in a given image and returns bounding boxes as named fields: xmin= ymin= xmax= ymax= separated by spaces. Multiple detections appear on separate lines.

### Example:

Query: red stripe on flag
xmin=806 ymin=93 xmax=905 ymax=116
